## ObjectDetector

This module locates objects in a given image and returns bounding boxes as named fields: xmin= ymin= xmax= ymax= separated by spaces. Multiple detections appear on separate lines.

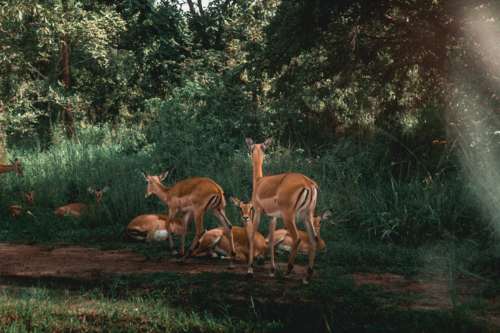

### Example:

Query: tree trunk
xmin=0 ymin=102 xmax=6 ymax=163
xmin=61 ymin=33 xmax=76 ymax=140
xmin=196 ymin=0 xmax=205 ymax=16
xmin=186 ymin=0 xmax=197 ymax=15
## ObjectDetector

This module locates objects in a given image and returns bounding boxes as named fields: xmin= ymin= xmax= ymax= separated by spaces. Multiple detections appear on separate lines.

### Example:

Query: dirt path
xmin=0 ymin=243 xmax=305 ymax=280
xmin=0 ymin=242 xmax=498 ymax=326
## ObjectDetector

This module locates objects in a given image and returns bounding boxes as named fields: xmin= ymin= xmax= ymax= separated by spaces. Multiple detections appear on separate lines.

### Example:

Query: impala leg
xmin=179 ymin=211 xmax=193 ymax=257
xmin=185 ymin=210 xmax=204 ymax=260
xmin=284 ymin=213 xmax=300 ymax=275
xmin=168 ymin=208 xmax=179 ymax=256
xmin=303 ymin=210 xmax=317 ymax=284
xmin=213 ymin=209 xmax=235 ymax=269
xmin=146 ymin=230 xmax=154 ymax=243
xmin=247 ymin=208 xmax=261 ymax=277
xmin=168 ymin=233 xmax=177 ymax=255
xmin=268 ymin=217 xmax=278 ymax=277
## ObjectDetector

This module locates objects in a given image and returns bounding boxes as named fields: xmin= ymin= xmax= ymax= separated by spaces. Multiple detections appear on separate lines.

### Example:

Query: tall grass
xmin=0 ymin=123 xmax=492 ymax=247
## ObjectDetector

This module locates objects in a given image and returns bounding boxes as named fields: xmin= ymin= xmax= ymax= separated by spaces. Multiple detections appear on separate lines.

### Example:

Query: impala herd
xmin=1 ymin=138 xmax=331 ymax=284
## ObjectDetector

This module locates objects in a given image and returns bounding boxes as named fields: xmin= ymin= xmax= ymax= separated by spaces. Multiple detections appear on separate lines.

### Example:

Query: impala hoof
xmin=171 ymin=250 xmax=179 ymax=256
xmin=246 ymin=268 xmax=254 ymax=278
xmin=304 ymin=267 xmax=314 ymax=283
xmin=174 ymin=257 xmax=186 ymax=264
xmin=228 ymin=262 xmax=236 ymax=270
xmin=286 ymin=263 xmax=294 ymax=275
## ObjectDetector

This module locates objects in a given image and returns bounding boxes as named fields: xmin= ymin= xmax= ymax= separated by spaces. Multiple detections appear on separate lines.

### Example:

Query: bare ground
xmin=0 ymin=243 xmax=305 ymax=280
xmin=0 ymin=242 xmax=498 ymax=327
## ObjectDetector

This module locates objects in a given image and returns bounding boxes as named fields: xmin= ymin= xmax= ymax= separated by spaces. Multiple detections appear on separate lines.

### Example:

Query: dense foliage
xmin=1 ymin=0 xmax=500 ymax=246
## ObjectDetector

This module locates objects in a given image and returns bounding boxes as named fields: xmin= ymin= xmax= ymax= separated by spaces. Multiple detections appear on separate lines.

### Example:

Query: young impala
xmin=126 ymin=213 xmax=186 ymax=253
xmin=54 ymin=187 xmax=109 ymax=218
xmin=245 ymin=138 xmax=319 ymax=283
xmin=0 ymin=159 xmax=23 ymax=176
xmin=271 ymin=210 xmax=332 ymax=255
xmin=191 ymin=197 xmax=267 ymax=261
xmin=142 ymin=171 xmax=235 ymax=264
xmin=8 ymin=191 xmax=35 ymax=217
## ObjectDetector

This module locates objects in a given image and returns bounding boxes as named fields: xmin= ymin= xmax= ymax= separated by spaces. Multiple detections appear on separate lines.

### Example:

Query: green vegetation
xmin=1 ymin=0 xmax=500 ymax=331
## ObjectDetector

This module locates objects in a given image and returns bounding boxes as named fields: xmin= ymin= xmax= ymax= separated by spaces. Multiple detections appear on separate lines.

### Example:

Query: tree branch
xmin=196 ymin=0 xmax=205 ymax=16
xmin=186 ymin=0 xmax=197 ymax=16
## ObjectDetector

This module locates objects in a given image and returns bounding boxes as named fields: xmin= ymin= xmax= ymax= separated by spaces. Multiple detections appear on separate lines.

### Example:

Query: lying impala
xmin=0 ymin=159 xmax=23 ymax=176
xmin=271 ymin=210 xmax=332 ymax=254
xmin=246 ymin=138 xmax=319 ymax=283
xmin=190 ymin=197 xmax=267 ymax=261
xmin=8 ymin=191 xmax=35 ymax=217
xmin=54 ymin=187 xmax=109 ymax=218
xmin=143 ymin=171 xmax=235 ymax=264
xmin=126 ymin=214 xmax=186 ymax=253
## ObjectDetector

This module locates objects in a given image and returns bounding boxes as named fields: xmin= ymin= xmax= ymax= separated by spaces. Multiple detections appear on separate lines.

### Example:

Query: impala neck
xmin=154 ymin=182 xmax=171 ymax=206
xmin=0 ymin=164 xmax=15 ymax=174
xmin=251 ymin=154 xmax=264 ymax=200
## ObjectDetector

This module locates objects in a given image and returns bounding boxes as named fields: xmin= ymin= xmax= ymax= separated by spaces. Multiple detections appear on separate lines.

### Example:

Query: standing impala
xmin=142 ymin=171 xmax=235 ymax=264
xmin=0 ymin=159 xmax=23 ymax=176
xmin=54 ymin=187 xmax=109 ymax=218
xmin=245 ymin=138 xmax=319 ymax=283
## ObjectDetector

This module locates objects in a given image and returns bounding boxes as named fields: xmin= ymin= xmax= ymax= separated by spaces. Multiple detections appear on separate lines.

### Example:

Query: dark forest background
xmin=2 ymin=0 xmax=500 ymax=244
xmin=1 ymin=1 xmax=500 ymax=331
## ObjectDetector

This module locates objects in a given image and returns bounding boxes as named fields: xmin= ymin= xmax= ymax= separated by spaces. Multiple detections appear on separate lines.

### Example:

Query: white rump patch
xmin=153 ymin=230 xmax=169 ymax=241
xmin=278 ymin=244 xmax=292 ymax=252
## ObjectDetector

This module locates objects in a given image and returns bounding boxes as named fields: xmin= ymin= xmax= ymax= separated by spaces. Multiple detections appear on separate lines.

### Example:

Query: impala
xmin=8 ymin=191 xmax=35 ymax=217
xmin=54 ymin=187 xmax=109 ymax=218
xmin=142 ymin=171 xmax=235 ymax=263
xmin=0 ymin=159 xmax=23 ymax=176
xmin=245 ymin=138 xmax=319 ymax=283
xmin=126 ymin=214 xmax=186 ymax=252
xmin=190 ymin=197 xmax=267 ymax=261
xmin=271 ymin=210 xmax=332 ymax=254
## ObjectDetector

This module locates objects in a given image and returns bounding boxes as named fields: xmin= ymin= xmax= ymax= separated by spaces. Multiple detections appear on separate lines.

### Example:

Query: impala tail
xmin=295 ymin=184 xmax=318 ymax=216
xmin=205 ymin=191 xmax=233 ymax=230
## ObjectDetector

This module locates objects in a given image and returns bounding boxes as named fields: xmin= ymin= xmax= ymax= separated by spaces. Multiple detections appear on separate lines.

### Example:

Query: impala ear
xmin=261 ymin=138 xmax=273 ymax=151
xmin=166 ymin=166 xmax=175 ymax=180
xmin=159 ymin=170 xmax=169 ymax=181
xmin=24 ymin=191 xmax=35 ymax=200
xmin=141 ymin=171 xmax=148 ymax=181
xmin=230 ymin=197 xmax=241 ymax=206
xmin=87 ymin=187 xmax=95 ymax=194
xmin=245 ymin=138 xmax=254 ymax=151
xmin=320 ymin=210 xmax=333 ymax=221
xmin=101 ymin=186 xmax=110 ymax=193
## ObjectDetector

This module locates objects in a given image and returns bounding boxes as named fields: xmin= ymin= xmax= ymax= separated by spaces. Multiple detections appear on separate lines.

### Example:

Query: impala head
xmin=87 ymin=186 xmax=109 ymax=204
xmin=245 ymin=138 xmax=272 ymax=163
xmin=9 ymin=158 xmax=23 ymax=176
xmin=230 ymin=197 xmax=254 ymax=224
xmin=23 ymin=191 xmax=35 ymax=205
xmin=142 ymin=170 xmax=169 ymax=198
xmin=313 ymin=210 xmax=333 ymax=236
